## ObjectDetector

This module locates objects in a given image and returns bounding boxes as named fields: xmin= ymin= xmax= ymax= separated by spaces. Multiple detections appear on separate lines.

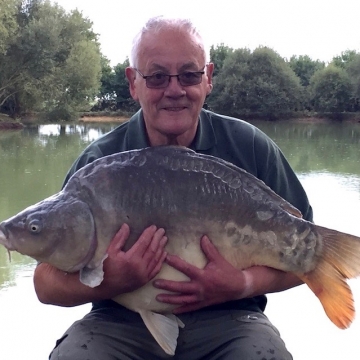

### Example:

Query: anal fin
xmin=139 ymin=310 xmax=183 ymax=356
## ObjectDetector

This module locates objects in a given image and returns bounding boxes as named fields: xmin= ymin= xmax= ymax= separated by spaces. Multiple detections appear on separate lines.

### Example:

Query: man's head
xmin=125 ymin=17 xmax=214 ymax=146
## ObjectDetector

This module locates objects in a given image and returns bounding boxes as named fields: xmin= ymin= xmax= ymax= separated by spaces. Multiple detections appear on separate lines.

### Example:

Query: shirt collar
xmin=126 ymin=109 xmax=216 ymax=151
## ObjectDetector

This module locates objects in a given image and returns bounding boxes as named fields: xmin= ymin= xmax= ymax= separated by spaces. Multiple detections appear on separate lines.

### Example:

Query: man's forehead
xmin=137 ymin=33 xmax=205 ymax=70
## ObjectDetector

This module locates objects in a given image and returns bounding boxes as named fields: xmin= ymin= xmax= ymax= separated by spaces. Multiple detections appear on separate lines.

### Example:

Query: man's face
xmin=126 ymin=28 xmax=214 ymax=145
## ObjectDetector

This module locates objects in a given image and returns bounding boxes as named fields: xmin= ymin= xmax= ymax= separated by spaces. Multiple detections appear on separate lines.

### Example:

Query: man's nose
xmin=164 ymin=76 xmax=186 ymax=96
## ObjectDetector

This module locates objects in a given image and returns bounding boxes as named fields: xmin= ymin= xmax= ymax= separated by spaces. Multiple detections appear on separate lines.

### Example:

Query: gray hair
xmin=129 ymin=16 xmax=208 ymax=67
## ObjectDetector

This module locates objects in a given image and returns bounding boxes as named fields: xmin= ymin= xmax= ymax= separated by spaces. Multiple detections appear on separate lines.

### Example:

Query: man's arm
xmin=34 ymin=224 xmax=168 ymax=307
xmin=154 ymin=235 xmax=302 ymax=313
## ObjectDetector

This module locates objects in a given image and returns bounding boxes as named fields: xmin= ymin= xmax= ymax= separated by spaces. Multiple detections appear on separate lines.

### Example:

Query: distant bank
xmin=1 ymin=111 xmax=360 ymax=130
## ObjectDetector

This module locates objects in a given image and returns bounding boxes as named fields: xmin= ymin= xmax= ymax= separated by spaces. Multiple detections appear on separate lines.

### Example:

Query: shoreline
xmin=1 ymin=113 xmax=360 ymax=130
xmin=78 ymin=115 xmax=360 ymax=124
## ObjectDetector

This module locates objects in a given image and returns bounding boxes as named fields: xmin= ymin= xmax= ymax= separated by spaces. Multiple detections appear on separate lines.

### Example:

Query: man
xmin=36 ymin=16 xmax=313 ymax=360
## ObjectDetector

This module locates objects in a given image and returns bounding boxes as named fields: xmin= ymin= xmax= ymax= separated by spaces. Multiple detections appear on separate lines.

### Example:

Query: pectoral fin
xmin=79 ymin=254 xmax=108 ymax=288
xmin=139 ymin=310 xmax=183 ymax=356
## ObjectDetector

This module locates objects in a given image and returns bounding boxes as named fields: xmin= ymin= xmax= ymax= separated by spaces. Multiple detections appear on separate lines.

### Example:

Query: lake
xmin=0 ymin=120 xmax=360 ymax=359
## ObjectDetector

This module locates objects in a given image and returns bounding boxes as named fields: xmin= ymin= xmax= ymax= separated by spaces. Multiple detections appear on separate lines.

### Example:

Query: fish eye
xmin=27 ymin=220 xmax=42 ymax=234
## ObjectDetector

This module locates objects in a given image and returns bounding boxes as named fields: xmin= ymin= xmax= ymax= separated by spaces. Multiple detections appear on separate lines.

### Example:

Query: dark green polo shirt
xmin=64 ymin=109 xmax=312 ymax=221
xmin=64 ymin=109 xmax=313 ymax=313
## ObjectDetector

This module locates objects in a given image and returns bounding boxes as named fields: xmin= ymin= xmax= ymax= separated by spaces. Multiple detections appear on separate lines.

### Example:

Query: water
xmin=0 ymin=120 xmax=360 ymax=359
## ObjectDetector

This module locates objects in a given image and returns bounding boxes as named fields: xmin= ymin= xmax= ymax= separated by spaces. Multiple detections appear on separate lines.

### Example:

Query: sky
xmin=52 ymin=0 xmax=360 ymax=66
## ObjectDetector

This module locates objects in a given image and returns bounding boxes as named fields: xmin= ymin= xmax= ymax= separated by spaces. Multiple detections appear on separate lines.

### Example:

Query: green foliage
xmin=208 ymin=46 xmax=303 ymax=120
xmin=0 ymin=0 xmax=20 ymax=54
xmin=343 ymin=53 xmax=360 ymax=111
xmin=288 ymin=55 xmax=325 ymax=87
xmin=1 ymin=0 xmax=360 ymax=120
xmin=209 ymin=43 xmax=233 ymax=77
xmin=98 ymin=56 xmax=115 ymax=100
xmin=94 ymin=58 xmax=139 ymax=112
xmin=0 ymin=0 xmax=101 ymax=120
xmin=331 ymin=50 xmax=358 ymax=69
xmin=309 ymin=65 xmax=352 ymax=113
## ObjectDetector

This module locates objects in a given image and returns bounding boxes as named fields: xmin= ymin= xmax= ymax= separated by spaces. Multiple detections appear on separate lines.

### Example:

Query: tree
xmin=344 ymin=53 xmax=360 ymax=111
xmin=0 ymin=0 xmax=102 ymax=120
xmin=112 ymin=59 xmax=138 ymax=112
xmin=98 ymin=56 xmax=116 ymax=101
xmin=94 ymin=58 xmax=139 ymax=112
xmin=331 ymin=50 xmax=358 ymax=69
xmin=309 ymin=65 xmax=352 ymax=113
xmin=46 ymin=37 xmax=101 ymax=120
xmin=208 ymin=47 xmax=303 ymax=119
xmin=209 ymin=43 xmax=233 ymax=77
xmin=288 ymin=55 xmax=325 ymax=87
xmin=0 ymin=0 xmax=20 ymax=54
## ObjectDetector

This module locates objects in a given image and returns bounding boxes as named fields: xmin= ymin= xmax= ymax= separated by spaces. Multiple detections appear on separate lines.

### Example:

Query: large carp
xmin=1 ymin=146 xmax=360 ymax=355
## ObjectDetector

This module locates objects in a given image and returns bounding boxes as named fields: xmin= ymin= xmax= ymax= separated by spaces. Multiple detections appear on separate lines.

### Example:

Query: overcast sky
xmin=53 ymin=0 xmax=360 ymax=66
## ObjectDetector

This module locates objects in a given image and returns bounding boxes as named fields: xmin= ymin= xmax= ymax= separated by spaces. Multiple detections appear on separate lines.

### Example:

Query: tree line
xmin=1 ymin=0 xmax=360 ymax=121
xmin=207 ymin=45 xmax=360 ymax=120
xmin=0 ymin=0 xmax=101 ymax=120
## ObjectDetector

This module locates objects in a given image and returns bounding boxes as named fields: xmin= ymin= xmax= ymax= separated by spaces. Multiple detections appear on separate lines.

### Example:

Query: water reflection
xmin=253 ymin=120 xmax=360 ymax=175
xmin=0 ymin=121 xmax=360 ymax=360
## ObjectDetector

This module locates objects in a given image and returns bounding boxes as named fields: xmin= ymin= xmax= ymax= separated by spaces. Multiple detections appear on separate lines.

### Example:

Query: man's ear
xmin=125 ymin=67 xmax=139 ymax=101
xmin=206 ymin=63 xmax=214 ymax=95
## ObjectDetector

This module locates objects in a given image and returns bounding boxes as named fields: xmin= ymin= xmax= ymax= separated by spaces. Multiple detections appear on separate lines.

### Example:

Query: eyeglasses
xmin=134 ymin=68 xmax=205 ymax=89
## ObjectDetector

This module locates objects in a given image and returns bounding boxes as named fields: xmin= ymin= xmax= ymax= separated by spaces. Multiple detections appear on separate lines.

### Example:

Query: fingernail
xmin=156 ymin=295 xmax=164 ymax=302
xmin=202 ymin=235 xmax=210 ymax=242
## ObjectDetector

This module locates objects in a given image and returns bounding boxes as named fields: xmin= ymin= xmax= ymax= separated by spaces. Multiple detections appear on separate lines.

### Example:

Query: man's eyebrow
xmin=147 ymin=64 xmax=168 ymax=73
xmin=178 ymin=63 xmax=200 ymax=72
xmin=147 ymin=62 xmax=200 ymax=73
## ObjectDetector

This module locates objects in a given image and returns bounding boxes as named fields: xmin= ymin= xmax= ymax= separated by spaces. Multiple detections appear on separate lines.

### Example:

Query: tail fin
xmin=298 ymin=226 xmax=360 ymax=329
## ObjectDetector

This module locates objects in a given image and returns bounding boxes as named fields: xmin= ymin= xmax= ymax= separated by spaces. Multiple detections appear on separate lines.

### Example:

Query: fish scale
xmin=1 ymin=145 xmax=360 ymax=356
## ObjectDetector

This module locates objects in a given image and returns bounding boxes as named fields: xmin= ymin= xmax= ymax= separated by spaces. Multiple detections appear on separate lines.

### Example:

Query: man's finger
xmin=148 ymin=250 xmax=167 ymax=279
xmin=147 ymin=236 xmax=168 ymax=268
xmin=153 ymin=278 xmax=198 ymax=293
xmin=142 ymin=228 xmax=166 ymax=262
xmin=164 ymin=254 xmax=201 ymax=278
xmin=128 ymin=225 xmax=158 ymax=255
xmin=200 ymin=235 xmax=221 ymax=262
xmin=107 ymin=223 xmax=130 ymax=253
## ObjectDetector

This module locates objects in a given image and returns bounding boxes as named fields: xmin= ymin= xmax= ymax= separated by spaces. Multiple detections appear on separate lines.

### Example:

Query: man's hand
xmin=153 ymin=235 xmax=303 ymax=314
xmin=34 ymin=223 xmax=168 ymax=306
xmin=100 ymin=223 xmax=168 ymax=297
xmin=153 ymin=235 xmax=250 ymax=313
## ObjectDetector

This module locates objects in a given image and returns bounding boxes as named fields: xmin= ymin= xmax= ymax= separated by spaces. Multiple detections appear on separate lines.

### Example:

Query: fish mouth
xmin=0 ymin=223 xmax=12 ymax=249
xmin=0 ymin=223 xmax=14 ymax=261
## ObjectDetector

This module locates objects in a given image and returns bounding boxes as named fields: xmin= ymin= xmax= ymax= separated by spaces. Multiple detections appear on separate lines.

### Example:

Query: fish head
xmin=0 ymin=192 xmax=96 ymax=272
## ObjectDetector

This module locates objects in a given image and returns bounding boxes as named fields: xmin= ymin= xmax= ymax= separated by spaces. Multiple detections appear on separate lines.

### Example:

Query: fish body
xmin=1 ymin=146 xmax=360 ymax=355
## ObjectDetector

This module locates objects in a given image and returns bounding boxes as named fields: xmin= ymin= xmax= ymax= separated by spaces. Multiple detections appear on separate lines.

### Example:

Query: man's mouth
xmin=163 ymin=107 xmax=186 ymax=112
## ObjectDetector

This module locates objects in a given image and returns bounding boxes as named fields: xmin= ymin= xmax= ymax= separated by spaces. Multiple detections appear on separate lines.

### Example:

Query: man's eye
xmin=152 ymin=73 xmax=166 ymax=80
xmin=182 ymin=72 xmax=197 ymax=79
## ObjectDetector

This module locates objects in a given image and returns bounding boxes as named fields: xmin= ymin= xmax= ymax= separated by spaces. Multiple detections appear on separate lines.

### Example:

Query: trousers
xmin=49 ymin=304 xmax=292 ymax=360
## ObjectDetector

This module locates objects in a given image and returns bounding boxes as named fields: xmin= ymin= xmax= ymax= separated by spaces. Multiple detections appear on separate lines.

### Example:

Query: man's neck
xmin=146 ymin=128 xmax=197 ymax=148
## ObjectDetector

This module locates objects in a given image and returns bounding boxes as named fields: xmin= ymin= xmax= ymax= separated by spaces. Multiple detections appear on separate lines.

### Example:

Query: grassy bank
xmin=1 ymin=111 xmax=360 ymax=129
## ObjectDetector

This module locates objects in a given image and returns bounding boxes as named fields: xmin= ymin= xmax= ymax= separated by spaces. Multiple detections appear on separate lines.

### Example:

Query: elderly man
xmin=36 ymin=16 xmax=312 ymax=360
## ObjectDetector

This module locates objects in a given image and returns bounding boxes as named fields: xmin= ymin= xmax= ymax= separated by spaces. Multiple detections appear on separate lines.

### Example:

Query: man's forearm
xmin=241 ymin=266 xmax=303 ymax=299
xmin=34 ymin=263 xmax=107 ymax=306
